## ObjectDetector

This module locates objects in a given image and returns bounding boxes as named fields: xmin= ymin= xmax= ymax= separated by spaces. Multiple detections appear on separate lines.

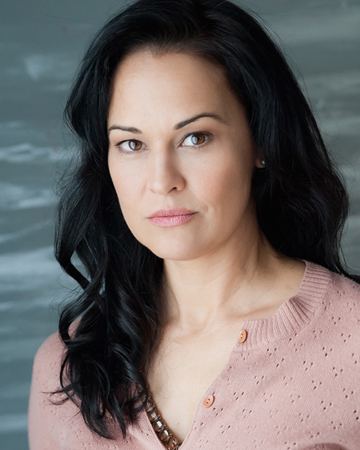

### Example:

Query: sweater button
xmin=239 ymin=329 xmax=248 ymax=343
xmin=202 ymin=394 xmax=215 ymax=407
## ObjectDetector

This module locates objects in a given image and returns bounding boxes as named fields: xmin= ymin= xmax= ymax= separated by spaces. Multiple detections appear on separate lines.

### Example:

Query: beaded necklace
xmin=145 ymin=391 xmax=183 ymax=449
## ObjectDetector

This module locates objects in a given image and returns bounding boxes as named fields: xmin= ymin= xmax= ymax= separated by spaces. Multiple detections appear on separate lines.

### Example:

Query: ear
xmin=254 ymin=155 xmax=265 ymax=168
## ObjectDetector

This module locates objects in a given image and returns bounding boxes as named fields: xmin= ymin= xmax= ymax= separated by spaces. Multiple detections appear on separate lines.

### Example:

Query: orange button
xmin=239 ymin=329 xmax=248 ymax=343
xmin=202 ymin=394 xmax=215 ymax=407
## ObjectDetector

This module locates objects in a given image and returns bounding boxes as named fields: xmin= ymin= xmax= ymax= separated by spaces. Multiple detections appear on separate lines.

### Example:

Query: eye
xmin=115 ymin=139 xmax=143 ymax=153
xmin=182 ymin=131 xmax=212 ymax=148
xmin=114 ymin=131 xmax=212 ymax=153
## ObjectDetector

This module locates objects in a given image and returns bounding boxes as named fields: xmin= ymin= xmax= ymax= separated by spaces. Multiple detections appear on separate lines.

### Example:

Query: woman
xmin=28 ymin=0 xmax=360 ymax=449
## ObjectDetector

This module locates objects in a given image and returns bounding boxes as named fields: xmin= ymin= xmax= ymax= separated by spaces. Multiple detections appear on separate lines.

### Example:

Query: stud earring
xmin=260 ymin=159 xmax=266 ymax=168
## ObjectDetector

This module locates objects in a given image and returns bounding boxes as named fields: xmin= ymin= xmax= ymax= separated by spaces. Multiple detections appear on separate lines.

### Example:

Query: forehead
xmin=108 ymin=49 xmax=235 ymax=116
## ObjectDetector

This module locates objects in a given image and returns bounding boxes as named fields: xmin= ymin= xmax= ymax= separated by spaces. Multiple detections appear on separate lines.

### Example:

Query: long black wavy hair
xmin=49 ymin=0 xmax=360 ymax=441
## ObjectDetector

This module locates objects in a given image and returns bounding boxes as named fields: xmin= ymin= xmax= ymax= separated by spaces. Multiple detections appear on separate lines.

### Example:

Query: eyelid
xmin=114 ymin=130 xmax=213 ymax=153
xmin=181 ymin=130 xmax=213 ymax=146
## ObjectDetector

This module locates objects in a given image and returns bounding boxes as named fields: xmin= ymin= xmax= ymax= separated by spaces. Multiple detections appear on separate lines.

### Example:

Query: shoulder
xmin=326 ymin=268 xmax=360 ymax=309
xmin=31 ymin=330 xmax=67 ymax=392
xmin=318 ymin=267 xmax=360 ymax=345
xmin=28 ymin=322 xmax=82 ymax=448
xmin=28 ymin=331 xmax=67 ymax=448
xmin=31 ymin=318 xmax=81 ymax=385
xmin=34 ymin=330 xmax=65 ymax=359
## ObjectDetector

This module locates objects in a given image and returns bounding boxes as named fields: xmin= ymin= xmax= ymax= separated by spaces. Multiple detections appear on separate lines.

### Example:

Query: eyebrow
xmin=107 ymin=112 xmax=227 ymax=135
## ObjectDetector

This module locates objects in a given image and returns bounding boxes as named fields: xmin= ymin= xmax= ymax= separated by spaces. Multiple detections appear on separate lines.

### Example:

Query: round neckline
xmin=139 ymin=258 xmax=333 ymax=449
xmin=233 ymin=258 xmax=332 ymax=351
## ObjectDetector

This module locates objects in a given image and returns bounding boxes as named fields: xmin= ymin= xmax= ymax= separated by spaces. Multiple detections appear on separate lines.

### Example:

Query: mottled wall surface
xmin=0 ymin=1 xmax=359 ymax=448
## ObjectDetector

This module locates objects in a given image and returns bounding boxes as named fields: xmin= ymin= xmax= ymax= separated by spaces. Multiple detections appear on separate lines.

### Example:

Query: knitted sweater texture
xmin=28 ymin=259 xmax=360 ymax=449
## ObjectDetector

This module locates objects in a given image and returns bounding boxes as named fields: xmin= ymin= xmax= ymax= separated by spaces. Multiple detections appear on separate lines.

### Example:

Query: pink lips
xmin=149 ymin=213 xmax=196 ymax=227
xmin=148 ymin=208 xmax=195 ymax=218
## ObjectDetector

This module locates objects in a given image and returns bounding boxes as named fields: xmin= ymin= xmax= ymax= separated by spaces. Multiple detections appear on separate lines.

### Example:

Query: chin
xmin=148 ymin=243 xmax=203 ymax=261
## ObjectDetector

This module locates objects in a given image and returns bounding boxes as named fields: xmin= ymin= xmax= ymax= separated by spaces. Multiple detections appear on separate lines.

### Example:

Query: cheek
xmin=108 ymin=158 xmax=140 ymax=214
xmin=198 ymin=152 xmax=252 ymax=210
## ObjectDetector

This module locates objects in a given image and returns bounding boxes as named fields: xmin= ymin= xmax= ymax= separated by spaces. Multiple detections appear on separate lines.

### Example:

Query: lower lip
xmin=149 ymin=213 xmax=196 ymax=227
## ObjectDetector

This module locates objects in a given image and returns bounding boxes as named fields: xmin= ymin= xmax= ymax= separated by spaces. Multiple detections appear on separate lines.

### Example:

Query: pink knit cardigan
xmin=28 ymin=259 xmax=360 ymax=449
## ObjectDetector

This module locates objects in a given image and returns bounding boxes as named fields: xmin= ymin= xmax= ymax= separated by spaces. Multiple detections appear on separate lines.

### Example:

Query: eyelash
xmin=114 ymin=131 xmax=213 ymax=153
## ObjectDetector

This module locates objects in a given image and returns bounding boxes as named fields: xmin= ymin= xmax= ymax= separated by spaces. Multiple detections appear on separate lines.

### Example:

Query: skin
xmin=107 ymin=48 xmax=306 ymax=440
xmin=107 ymin=48 xmax=305 ymax=339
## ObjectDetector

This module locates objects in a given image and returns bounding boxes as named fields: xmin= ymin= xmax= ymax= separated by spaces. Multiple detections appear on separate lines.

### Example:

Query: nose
xmin=148 ymin=150 xmax=185 ymax=195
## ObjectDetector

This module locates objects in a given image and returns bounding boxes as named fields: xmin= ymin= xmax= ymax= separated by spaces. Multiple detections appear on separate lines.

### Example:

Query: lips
xmin=148 ymin=212 xmax=196 ymax=227
xmin=148 ymin=208 xmax=195 ymax=218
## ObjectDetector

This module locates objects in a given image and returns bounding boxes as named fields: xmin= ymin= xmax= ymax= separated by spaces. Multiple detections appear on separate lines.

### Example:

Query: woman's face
xmin=107 ymin=49 xmax=262 ymax=260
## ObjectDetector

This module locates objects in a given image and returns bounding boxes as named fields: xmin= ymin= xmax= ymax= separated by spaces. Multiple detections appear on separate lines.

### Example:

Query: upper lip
xmin=148 ymin=208 xmax=196 ymax=218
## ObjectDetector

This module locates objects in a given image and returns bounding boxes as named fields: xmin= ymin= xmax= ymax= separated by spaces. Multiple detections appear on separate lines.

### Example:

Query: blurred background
xmin=0 ymin=0 xmax=359 ymax=448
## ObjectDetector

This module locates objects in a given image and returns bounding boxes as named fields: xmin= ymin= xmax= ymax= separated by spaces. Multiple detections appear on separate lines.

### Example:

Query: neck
xmin=160 ymin=231 xmax=290 ymax=336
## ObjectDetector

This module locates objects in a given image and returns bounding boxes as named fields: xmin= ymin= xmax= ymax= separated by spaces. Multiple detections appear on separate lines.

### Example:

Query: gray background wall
xmin=1 ymin=1 xmax=359 ymax=449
